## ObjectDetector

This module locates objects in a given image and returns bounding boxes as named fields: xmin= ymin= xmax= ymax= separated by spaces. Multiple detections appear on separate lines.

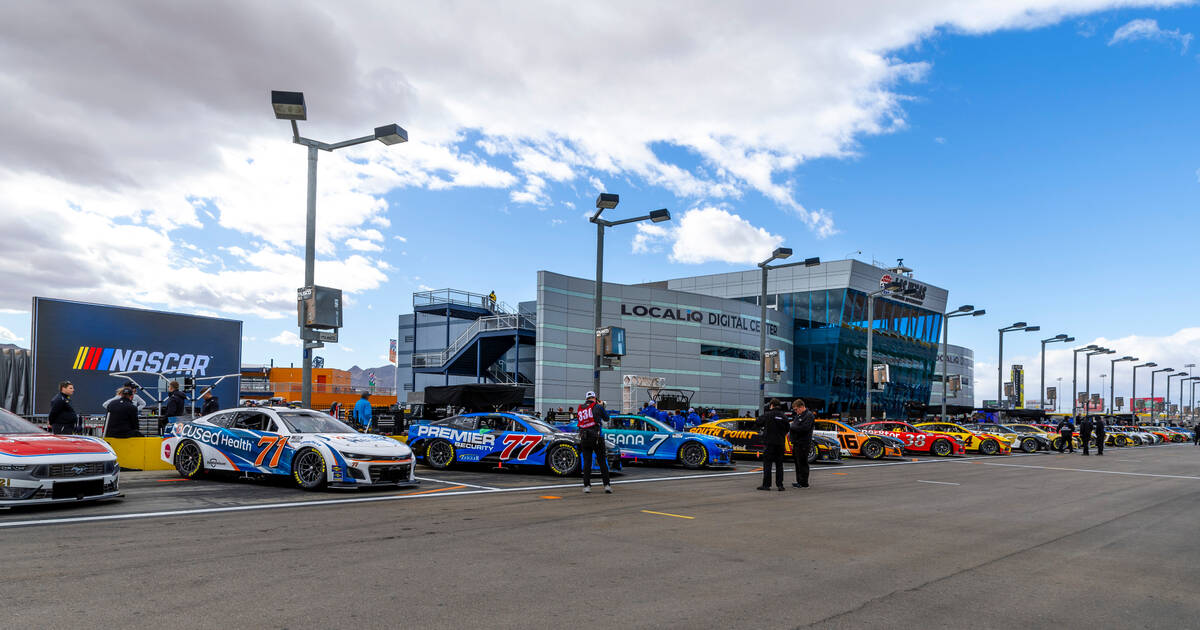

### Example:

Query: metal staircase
xmin=410 ymin=288 xmax=536 ymax=383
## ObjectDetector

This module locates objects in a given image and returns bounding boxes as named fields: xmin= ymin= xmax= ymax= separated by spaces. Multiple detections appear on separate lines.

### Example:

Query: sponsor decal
xmin=619 ymin=304 xmax=778 ymax=335
xmin=72 ymin=345 xmax=212 ymax=375
xmin=180 ymin=424 xmax=255 ymax=452
xmin=412 ymin=424 xmax=496 ymax=448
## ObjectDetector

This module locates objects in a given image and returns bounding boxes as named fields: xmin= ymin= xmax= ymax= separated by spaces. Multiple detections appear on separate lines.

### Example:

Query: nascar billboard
xmin=31 ymin=298 xmax=241 ymax=415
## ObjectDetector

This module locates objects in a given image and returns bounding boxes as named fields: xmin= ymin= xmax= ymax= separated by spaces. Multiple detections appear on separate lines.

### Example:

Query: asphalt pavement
xmin=4 ymin=445 xmax=1199 ymax=629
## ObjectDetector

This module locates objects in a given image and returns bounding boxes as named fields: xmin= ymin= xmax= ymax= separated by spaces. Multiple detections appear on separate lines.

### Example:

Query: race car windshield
xmin=277 ymin=411 xmax=357 ymax=434
xmin=514 ymin=415 xmax=560 ymax=434
xmin=0 ymin=409 xmax=42 ymax=434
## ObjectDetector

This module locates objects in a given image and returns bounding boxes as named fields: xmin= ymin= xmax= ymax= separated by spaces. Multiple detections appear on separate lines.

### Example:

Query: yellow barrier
xmin=105 ymin=437 xmax=173 ymax=471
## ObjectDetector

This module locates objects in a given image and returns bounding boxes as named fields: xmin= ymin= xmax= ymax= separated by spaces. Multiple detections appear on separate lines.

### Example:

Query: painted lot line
xmin=413 ymin=476 xmax=499 ymax=491
xmin=978 ymin=460 xmax=1200 ymax=481
xmin=917 ymin=480 xmax=960 ymax=486
xmin=0 ymin=452 xmax=1047 ymax=530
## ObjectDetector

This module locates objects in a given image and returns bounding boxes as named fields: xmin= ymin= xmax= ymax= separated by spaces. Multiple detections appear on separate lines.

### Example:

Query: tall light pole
xmin=1167 ymin=371 xmax=1188 ymax=425
xmin=590 ymin=193 xmax=670 ymax=398
xmin=1179 ymin=376 xmax=1197 ymax=424
xmin=1039 ymin=334 xmax=1071 ymax=412
xmin=1055 ymin=377 xmax=1063 ymax=412
xmin=271 ymin=90 xmax=407 ymax=409
xmin=864 ymin=280 xmax=911 ymax=421
xmin=998 ymin=322 xmax=1039 ymax=409
xmin=1186 ymin=364 xmax=1197 ymax=422
xmin=1151 ymin=367 xmax=1174 ymax=423
xmin=1071 ymin=345 xmax=1099 ymax=415
xmin=1132 ymin=362 xmax=1156 ymax=418
xmin=755 ymin=251 xmax=820 ymax=414
xmin=1109 ymin=355 xmax=1136 ymax=414
xmin=1085 ymin=348 xmax=1114 ymax=415
xmin=1192 ymin=379 xmax=1200 ymax=424
xmin=940 ymin=305 xmax=985 ymax=419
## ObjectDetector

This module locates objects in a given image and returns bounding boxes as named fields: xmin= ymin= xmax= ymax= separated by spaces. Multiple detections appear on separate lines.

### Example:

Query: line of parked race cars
xmin=0 ymin=404 xmax=1193 ymax=508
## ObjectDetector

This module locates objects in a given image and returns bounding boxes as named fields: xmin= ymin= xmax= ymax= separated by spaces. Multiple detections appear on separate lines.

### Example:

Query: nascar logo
xmin=73 ymin=346 xmax=212 ymax=375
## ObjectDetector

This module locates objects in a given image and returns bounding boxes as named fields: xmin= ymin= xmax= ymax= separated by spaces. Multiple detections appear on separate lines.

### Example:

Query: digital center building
xmin=396 ymin=259 xmax=953 ymax=418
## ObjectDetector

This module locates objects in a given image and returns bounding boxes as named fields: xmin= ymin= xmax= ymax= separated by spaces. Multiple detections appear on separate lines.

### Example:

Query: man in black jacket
xmin=576 ymin=391 xmax=612 ymax=494
xmin=200 ymin=389 xmax=220 ymax=416
xmin=756 ymin=399 xmax=789 ymax=491
xmin=105 ymin=388 xmax=143 ymax=438
xmin=161 ymin=380 xmax=187 ymax=435
xmin=1057 ymin=416 xmax=1075 ymax=453
xmin=47 ymin=381 xmax=77 ymax=434
xmin=1093 ymin=416 xmax=1106 ymax=456
xmin=1079 ymin=415 xmax=1094 ymax=456
xmin=789 ymin=399 xmax=815 ymax=488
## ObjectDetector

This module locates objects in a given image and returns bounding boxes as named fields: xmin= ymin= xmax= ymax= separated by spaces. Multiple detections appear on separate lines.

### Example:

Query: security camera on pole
xmin=271 ymin=90 xmax=407 ymax=409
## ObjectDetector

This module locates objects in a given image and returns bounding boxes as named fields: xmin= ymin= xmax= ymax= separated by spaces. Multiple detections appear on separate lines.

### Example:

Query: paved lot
xmin=4 ymin=445 xmax=1199 ymax=629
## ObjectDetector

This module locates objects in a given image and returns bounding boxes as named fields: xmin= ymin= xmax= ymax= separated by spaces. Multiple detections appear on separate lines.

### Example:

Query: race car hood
xmin=0 ymin=434 xmax=113 ymax=457
xmin=310 ymin=433 xmax=413 ymax=457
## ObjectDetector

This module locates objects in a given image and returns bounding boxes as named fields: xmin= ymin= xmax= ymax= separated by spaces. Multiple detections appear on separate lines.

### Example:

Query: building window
xmin=700 ymin=344 xmax=761 ymax=362
xmin=404 ymin=335 xmax=415 ymax=343
xmin=403 ymin=383 xmax=414 ymax=391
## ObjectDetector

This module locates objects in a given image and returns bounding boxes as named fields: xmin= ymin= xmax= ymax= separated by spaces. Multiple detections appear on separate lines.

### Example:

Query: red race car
xmin=855 ymin=421 xmax=966 ymax=457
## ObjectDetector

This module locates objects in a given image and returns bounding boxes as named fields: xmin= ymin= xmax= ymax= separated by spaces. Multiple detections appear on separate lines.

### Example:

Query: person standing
xmin=1093 ymin=415 xmax=1106 ymax=456
xmin=200 ymin=389 xmax=220 ymax=416
xmin=755 ymin=399 xmax=789 ymax=491
xmin=789 ymin=399 xmax=815 ymax=488
xmin=102 ymin=381 xmax=147 ymax=413
xmin=1056 ymin=416 xmax=1075 ymax=453
xmin=353 ymin=392 xmax=373 ymax=432
xmin=1079 ymin=415 xmax=1094 ymax=456
xmin=47 ymin=381 xmax=77 ymax=435
xmin=576 ymin=391 xmax=612 ymax=494
xmin=104 ymin=388 xmax=143 ymax=438
xmin=686 ymin=408 xmax=702 ymax=428
xmin=488 ymin=290 xmax=497 ymax=309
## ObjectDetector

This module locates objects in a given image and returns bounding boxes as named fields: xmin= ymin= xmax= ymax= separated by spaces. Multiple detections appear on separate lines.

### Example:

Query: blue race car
xmin=556 ymin=414 xmax=734 ymax=469
xmin=408 ymin=412 xmax=622 ymax=476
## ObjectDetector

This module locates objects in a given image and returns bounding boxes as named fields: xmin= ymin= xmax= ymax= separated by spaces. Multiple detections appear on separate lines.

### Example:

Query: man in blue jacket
xmin=669 ymin=410 xmax=686 ymax=431
xmin=353 ymin=392 xmax=373 ymax=432
xmin=685 ymin=408 xmax=702 ymax=427
xmin=641 ymin=400 xmax=659 ymax=418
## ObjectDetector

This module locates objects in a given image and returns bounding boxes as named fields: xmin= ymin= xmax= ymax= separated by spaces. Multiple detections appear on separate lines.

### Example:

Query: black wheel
xmin=861 ymin=439 xmax=884 ymax=460
xmin=547 ymin=443 xmax=580 ymax=476
xmin=291 ymin=448 xmax=327 ymax=490
xmin=679 ymin=442 xmax=707 ymax=469
xmin=424 ymin=439 xmax=455 ymax=470
xmin=931 ymin=439 xmax=953 ymax=457
xmin=979 ymin=439 xmax=999 ymax=455
xmin=173 ymin=440 xmax=204 ymax=479
xmin=1129 ymin=435 xmax=1142 ymax=446
xmin=1020 ymin=438 xmax=1039 ymax=454
xmin=807 ymin=442 xmax=819 ymax=464
xmin=1052 ymin=437 xmax=1064 ymax=451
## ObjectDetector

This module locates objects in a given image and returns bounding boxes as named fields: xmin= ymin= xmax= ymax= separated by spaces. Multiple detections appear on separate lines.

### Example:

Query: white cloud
xmin=393 ymin=235 xmax=408 ymax=242
xmin=550 ymin=218 xmax=564 ymax=226
xmin=340 ymin=346 xmax=356 ymax=352
xmin=418 ymin=284 xmax=435 ymax=292
xmin=269 ymin=330 xmax=300 ymax=346
xmin=1109 ymin=18 xmax=1193 ymax=53
xmin=0 ymin=326 xmax=24 ymax=343
xmin=975 ymin=327 xmax=1200 ymax=408
xmin=633 ymin=206 xmax=783 ymax=265
xmin=345 ymin=238 xmax=383 ymax=252
xmin=1195 ymin=167 xmax=1200 ymax=183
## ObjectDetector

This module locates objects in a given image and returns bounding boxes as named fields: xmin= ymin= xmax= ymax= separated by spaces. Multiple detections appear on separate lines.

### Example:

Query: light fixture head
xmin=1063 ymin=336 xmax=1075 ymax=342
xmin=374 ymin=123 xmax=408 ymax=145
xmin=1024 ymin=325 xmax=1041 ymax=332
xmin=271 ymin=90 xmax=307 ymax=120
xmin=972 ymin=309 xmax=986 ymax=316
xmin=595 ymin=193 xmax=619 ymax=210
xmin=1054 ymin=334 xmax=1068 ymax=340
xmin=648 ymin=208 xmax=671 ymax=223
xmin=803 ymin=256 xmax=821 ymax=267
xmin=1011 ymin=322 xmax=1027 ymax=328
xmin=1146 ymin=362 xmax=1158 ymax=367
xmin=957 ymin=305 xmax=974 ymax=313
xmin=772 ymin=247 xmax=793 ymax=260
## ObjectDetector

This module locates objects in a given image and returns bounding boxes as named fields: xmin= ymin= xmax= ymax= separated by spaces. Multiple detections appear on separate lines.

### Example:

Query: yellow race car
xmin=914 ymin=422 xmax=1011 ymax=455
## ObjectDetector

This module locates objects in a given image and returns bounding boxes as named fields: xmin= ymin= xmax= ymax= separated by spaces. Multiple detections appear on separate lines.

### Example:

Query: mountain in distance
xmin=348 ymin=364 xmax=396 ymax=389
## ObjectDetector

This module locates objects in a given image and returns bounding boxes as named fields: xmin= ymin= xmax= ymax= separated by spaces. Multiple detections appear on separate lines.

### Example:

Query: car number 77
xmin=500 ymin=435 xmax=542 ymax=460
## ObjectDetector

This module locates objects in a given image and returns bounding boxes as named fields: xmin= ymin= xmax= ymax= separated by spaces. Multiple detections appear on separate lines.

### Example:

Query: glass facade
xmin=768 ymin=288 xmax=941 ymax=418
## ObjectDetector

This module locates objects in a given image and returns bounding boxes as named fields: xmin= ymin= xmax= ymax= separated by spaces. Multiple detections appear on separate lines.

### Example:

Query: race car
xmin=813 ymin=420 xmax=905 ymax=460
xmin=0 ymin=409 xmax=120 ymax=507
xmin=965 ymin=423 xmax=1050 ymax=453
xmin=408 ymin=412 xmax=621 ymax=476
xmin=855 ymin=421 xmax=966 ymax=457
xmin=162 ymin=406 xmax=417 ymax=490
xmin=914 ymin=422 xmax=1011 ymax=455
xmin=1029 ymin=424 xmax=1084 ymax=450
xmin=688 ymin=418 xmax=844 ymax=463
xmin=1138 ymin=426 xmax=1177 ymax=443
xmin=1003 ymin=423 xmax=1063 ymax=451
xmin=556 ymin=414 xmax=733 ymax=468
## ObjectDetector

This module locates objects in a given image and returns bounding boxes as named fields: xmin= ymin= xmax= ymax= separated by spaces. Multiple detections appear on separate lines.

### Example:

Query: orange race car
xmin=813 ymin=419 xmax=905 ymax=460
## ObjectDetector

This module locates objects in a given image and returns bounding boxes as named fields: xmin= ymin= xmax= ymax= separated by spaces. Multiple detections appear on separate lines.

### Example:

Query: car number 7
xmin=647 ymin=434 xmax=669 ymax=456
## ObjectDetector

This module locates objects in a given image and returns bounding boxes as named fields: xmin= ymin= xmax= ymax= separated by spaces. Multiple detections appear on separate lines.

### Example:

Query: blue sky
xmin=1 ymin=2 xmax=1198 ymax=405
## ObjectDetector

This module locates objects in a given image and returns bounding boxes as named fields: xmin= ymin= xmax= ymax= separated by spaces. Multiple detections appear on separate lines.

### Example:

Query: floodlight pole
xmin=941 ymin=307 xmax=984 ymax=420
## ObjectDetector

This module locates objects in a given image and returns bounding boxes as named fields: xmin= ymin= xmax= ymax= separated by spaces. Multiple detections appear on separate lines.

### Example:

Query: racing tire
xmin=1020 ymin=438 xmax=1039 ymax=454
xmin=931 ymin=439 xmax=953 ymax=457
xmin=1172 ymin=435 xmax=1185 ymax=443
xmin=291 ymin=448 xmax=328 ymax=491
xmin=807 ymin=442 xmax=819 ymax=464
xmin=547 ymin=443 xmax=580 ymax=476
xmin=679 ymin=442 xmax=707 ymax=469
xmin=424 ymin=439 xmax=455 ymax=470
xmin=1129 ymin=436 xmax=1142 ymax=446
xmin=861 ymin=439 xmax=885 ymax=460
xmin=1051 ymin=437 xmax=1064 ymax=451
xmin=173 ymin=440 xmax=204 ymax=479
xmin=979 ymin=439 xmax=999 ymax=456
